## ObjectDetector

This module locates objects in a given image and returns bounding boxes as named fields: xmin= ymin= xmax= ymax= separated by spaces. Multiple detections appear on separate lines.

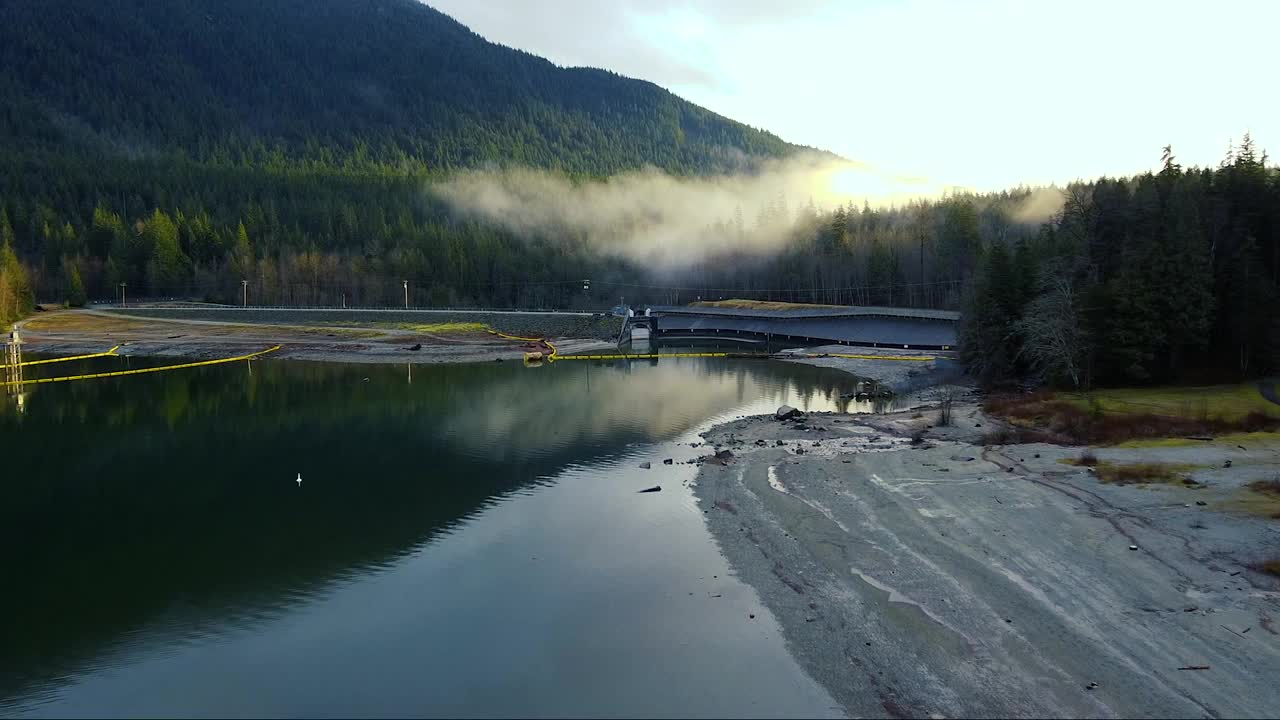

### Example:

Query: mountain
xmin=0 ymin=0 xmax=803 ymax=176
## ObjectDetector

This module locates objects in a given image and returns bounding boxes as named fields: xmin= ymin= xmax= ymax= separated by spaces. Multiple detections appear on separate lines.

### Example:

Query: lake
xmin=1 ymin=355 xmax=875 ymax=717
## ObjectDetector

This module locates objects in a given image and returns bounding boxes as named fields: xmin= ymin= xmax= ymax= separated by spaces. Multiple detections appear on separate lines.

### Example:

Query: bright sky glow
xmin=427 ymin=0 xmax=1276 ymax=191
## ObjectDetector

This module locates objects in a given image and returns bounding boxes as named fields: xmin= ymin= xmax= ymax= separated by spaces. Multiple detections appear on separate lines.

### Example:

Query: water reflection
xmin=0 ymin=356 xmax=866 ymax=712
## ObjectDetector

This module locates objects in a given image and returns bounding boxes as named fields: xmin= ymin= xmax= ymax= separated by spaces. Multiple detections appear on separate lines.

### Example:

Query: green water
xmin=1 ymin=356 xmax=871 ymax=717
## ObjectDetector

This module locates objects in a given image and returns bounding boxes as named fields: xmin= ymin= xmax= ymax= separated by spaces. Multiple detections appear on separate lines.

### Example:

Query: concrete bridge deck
xmin=635 ymin=305 xmax=959 ymax=350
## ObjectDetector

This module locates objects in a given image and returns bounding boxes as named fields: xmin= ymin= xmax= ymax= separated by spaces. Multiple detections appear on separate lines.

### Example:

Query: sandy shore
xmin=14 ymin=309 xmax=616 ymax=364
xmin=778 ymin=344 xmax=961 ymax=395
xmin=692 ymin=395 xmax=1280 ymax=717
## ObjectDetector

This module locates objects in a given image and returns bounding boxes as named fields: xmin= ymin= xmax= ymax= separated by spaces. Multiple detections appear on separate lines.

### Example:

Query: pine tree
xmin=144 ymin=209 xmax=190 ymax=296
xmin=1156 ymin=169 xmax=1214 ymax=377
xmin=65 ymin=259 xmax=87 ymax=307
xmin=959 ymin=242 xmax=1022 ymax=384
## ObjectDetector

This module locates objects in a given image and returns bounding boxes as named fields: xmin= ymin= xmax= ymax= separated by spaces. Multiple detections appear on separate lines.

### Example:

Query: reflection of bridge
xmin=624 ymin=305 xmax=959 ymax=350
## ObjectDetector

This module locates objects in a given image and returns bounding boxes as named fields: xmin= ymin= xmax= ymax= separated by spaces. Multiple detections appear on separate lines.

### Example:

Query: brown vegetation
xmin=1057 ymin=457 xmax=1201 ymax=486
xmin=1256 ymin=560 xmax=1280 ymax=577
xmin=1093 ymin=462 xmax=1198 ymax=486
xmin=983 ymin=392 xmax=1280 ymax=445
xmin=1248 ymin=478 xmax=1280 ymax=496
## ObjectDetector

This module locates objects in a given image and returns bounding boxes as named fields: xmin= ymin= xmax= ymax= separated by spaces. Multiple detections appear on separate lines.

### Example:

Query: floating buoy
xmin=297 ymin=473 xmax=302 ymax=487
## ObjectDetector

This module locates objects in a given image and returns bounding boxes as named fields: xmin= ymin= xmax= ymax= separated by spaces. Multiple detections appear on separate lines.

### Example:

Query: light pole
xmin=242 ymin=280 xmax=248 ymax=307
xmin=403 ymin=280 xmax=409 ymax=309
xmin=119 ymin=282 xmax=126 ymax=307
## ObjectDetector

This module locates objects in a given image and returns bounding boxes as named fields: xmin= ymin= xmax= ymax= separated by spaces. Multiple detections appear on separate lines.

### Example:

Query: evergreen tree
xmin=65 ymin=259 xmax=87 ymax=307
xmin=143 ymin=209 xmax=190 ymax=295
xmin=959 ymin=242 xmax=1022 ymax=385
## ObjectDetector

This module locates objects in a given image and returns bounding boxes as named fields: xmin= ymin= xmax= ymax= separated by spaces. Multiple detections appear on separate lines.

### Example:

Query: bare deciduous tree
xmin=1017 ymin=267 xmax=1088 ymax=389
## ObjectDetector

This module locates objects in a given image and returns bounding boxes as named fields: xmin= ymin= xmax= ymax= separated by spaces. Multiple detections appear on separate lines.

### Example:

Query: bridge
xmin=624 ymin=305 xmax=959 ymax=351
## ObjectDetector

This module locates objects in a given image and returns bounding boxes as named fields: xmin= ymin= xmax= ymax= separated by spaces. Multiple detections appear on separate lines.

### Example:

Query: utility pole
xmin=403 ymin=280 xmax=409 ymax=309
xmin=119 ymin=282 xmax=126 ymax=308
xmin=242 ymin=280 xmax=248 ymax=307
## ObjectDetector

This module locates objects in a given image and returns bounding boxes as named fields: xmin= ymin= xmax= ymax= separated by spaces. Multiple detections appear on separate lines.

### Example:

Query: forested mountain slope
xmin=0 ymin=0 xmax=812 ymax=321
xmin=0 ymin=0 xmax=798 ymax=174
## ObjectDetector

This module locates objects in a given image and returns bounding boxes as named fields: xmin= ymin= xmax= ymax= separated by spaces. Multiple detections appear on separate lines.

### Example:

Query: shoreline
xmin=691 ymin=389 xmax=1280 ymax=716
xmin=13 ymin=309 xmax=617 ymax=365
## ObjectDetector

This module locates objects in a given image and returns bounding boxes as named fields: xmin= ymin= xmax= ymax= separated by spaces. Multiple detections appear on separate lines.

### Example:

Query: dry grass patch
xmin=1066 ymin=384 xmax=1280 ymax=422
xmin=985 ymin=391 xmax=1280 ymax=445
xmin=1060 ymin=457 xmax=1203 ymax=486
xmin=22 ymin=311 xmax=147 ymax=333
xmin=1114 ymin=431 xmax=1280 ymax=449
xmin=1218 ymin=483 xmax=1280 ymax=520
xmin=1094 ymin=462 xmax=1203 ymax=486
xmin=1248 ymin=478 xmax=1280 ymax=496
xmin=395 ymin=322 xmax=490 ymax=334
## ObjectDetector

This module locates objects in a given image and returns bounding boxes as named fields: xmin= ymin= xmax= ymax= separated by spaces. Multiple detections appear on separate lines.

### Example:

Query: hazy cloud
xmin=430 ymin=154 xmax=959 ymax=267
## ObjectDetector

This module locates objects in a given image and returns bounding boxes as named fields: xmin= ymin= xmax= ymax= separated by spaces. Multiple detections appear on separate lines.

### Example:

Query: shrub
xmin=937 ymin=387 xmax=956 ymax=427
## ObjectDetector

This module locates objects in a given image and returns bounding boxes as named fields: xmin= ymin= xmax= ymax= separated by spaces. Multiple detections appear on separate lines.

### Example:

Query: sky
xmin=426 ymin=0 xmax=1276 ymax=192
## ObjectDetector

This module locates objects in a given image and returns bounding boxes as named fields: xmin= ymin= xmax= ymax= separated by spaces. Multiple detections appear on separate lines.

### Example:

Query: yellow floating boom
xmin=488 ymin=329 xmax=559 ymax=360
xmin=17 ymin=345 xmax=120 ymax=367
xmin=2 ymin=345 xmax=281 ymax=387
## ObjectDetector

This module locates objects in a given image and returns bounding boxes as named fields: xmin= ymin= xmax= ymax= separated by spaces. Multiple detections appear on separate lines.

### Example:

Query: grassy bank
xmin=983 ymin=382 xmax=1280 ymax=445
xmin=99 ymin=308 xmax=624 ymax=341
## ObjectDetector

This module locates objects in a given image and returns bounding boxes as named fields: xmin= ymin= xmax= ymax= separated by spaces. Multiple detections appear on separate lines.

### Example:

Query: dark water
xmin=1 ymin=355 xmax=874 ymax=717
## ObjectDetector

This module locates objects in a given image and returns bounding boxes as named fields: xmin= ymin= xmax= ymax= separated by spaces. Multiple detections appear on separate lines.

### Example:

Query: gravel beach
xmin=692 ymin=396 xmax=1280 ymax=717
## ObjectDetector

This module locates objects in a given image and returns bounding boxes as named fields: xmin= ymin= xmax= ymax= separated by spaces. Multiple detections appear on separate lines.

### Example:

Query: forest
xmin=959 ymin=141 xmax=1278 ymax=387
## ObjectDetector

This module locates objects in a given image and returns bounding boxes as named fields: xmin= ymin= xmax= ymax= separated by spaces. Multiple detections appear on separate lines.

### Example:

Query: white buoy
xmin=297 ymin=473 xmax=302 ymax=487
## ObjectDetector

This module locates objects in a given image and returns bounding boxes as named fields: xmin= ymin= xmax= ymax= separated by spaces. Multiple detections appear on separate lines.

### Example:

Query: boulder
xmin=775 ymin=405 xmax=803 ymax=421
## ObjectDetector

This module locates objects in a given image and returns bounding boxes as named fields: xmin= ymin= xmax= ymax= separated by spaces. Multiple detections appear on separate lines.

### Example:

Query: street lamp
xmin=403 ymin=280 xmax=409 ymax=309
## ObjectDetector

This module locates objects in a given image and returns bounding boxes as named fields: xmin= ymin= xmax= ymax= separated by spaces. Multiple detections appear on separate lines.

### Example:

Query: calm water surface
xmin=1 ymin=355 xmax=876 ymax=717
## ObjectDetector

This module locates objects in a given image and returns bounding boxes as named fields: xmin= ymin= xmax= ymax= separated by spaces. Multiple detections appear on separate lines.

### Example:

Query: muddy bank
xmin=691 ymin=404 xmax=1280 ymax=718
xmin=98 ymin=307 xmax=624 ymax=341
xmin=15 ymin=310 xmax=616 ymax=364
xmin=778 ymin=344 xmax=961 ymax=395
